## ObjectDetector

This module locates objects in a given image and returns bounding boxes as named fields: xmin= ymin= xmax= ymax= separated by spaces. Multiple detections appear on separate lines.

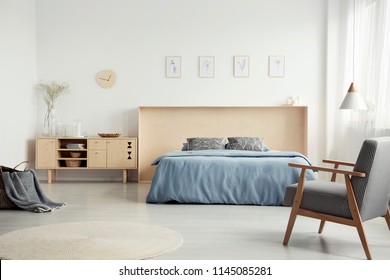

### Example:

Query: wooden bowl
xmin=98 ymin=133 xmax=121 ymax=138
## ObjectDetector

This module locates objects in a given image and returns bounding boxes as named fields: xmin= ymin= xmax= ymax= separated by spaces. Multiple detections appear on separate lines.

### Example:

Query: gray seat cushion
xmin=284 ymin=180 xmax=352 ymax=219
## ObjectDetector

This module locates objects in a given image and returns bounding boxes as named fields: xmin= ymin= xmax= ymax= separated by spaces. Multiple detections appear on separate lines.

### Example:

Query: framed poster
xmin=269 ymin=55 xmax=285 ymax=77
xmin=166 ymin=56 xmax=181 ymax=78
xmin=234 ymin=56 xmax=250 ymax=77
xmin=199 ymin=56 xmax=215 ymax=78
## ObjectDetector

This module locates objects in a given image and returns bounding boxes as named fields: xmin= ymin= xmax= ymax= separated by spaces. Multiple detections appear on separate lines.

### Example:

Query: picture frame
xmin=269 ymin=55 xmax=285 ymax=77
xmin=233 ymin=56 xmax=250 ymax=77
xmin=166 ymin=56 xmax=181 ymax=78
xmin=199 ymin=56 xmax=215 ymax=78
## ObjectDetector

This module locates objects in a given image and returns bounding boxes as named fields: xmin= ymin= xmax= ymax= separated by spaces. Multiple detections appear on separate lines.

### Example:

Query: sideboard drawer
xmin=88 ymin=139 xmax=106 ymax=150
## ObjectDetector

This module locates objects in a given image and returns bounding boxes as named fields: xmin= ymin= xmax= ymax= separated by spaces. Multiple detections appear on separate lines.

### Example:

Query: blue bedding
xmin=146 ymin=150 xmax=315 ymax=205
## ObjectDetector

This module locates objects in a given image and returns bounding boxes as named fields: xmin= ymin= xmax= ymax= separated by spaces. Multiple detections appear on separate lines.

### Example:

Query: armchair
xmin=283 ymin=137 xmax=390 ymax=259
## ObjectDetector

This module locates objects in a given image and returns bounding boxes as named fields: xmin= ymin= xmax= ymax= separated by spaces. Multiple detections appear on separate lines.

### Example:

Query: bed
xmin=138 ymin=106 xmax=314 ymax=205
xmin=146 ymin=149 xmax=315 ymax=205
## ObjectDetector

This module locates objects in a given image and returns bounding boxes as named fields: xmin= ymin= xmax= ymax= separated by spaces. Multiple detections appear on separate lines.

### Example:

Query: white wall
xmin=0 ymin=0 xmax=36 ymax=167
xmin=33 ymin=0 xmax=327 ymax=180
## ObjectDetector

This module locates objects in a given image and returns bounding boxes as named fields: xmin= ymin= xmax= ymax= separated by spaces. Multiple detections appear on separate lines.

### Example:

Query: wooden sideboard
xmin=35 ymin=136 xmax=137 ymax=183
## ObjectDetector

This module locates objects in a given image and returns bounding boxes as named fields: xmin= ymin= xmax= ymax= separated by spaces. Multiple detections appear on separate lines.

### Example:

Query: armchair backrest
xmin=351 ymin=137 xmax=390 ymax=221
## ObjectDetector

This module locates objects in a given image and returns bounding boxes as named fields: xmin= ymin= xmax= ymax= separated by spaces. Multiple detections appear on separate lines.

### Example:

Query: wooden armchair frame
xmin=283 ymin=159 xmax=390 ymax=260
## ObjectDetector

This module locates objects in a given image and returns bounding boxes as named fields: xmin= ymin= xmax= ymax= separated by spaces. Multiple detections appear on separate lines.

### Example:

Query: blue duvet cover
xmin=146 ymin=150 xmax=315 ymax=205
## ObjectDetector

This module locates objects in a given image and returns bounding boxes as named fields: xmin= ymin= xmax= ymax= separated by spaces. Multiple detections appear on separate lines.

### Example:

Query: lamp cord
xmin=352 ymin=0 xmax=356 ymax=82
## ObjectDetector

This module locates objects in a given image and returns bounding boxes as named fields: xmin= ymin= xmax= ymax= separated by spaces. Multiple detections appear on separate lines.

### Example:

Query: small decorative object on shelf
xmin=66 ymin=143 xmax=86 ymax=149
xmin=37 ymin=81 xmax=70 ymax=136
xmin=285 ymin=96 xmax=300 ymax=106
xmin=73 ymin=119 xmax=83 ymax=137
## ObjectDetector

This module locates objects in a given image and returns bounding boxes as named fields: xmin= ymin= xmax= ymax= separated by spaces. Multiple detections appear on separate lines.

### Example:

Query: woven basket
xmin=0 ymin=189 xmax=16 ymax=209
xmin=0 ymin=180 xmax=16 ymax=209
xmin=65 ymin=160 xmax=81 ymax=167
xmin=0 ymin=163 xmax=26 ymax=209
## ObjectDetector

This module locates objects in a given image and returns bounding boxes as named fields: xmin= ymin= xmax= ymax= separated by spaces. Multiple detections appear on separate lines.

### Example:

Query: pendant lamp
xmin=340 ymin=0 xmax=368 ymax=110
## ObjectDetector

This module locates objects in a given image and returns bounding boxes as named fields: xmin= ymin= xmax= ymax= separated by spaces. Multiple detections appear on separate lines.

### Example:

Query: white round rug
xmin=0 ymin=221 xmax=183 ymax=260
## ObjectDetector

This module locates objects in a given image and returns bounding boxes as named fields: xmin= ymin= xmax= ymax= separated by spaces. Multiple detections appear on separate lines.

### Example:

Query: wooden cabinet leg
xmin=123 ymin=169 xmax=128 ymax=183
xmin=47 ymin=170 xmax=52 ymax=184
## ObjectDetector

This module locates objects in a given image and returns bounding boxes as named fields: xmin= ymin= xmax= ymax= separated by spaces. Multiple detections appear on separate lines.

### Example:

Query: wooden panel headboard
xmin=138 ymin=106 xmax=308 ymax=182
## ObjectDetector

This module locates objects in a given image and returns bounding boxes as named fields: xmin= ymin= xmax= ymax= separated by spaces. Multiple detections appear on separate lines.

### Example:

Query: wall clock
xmin=96 ymin=70 xmax=116 ymax=88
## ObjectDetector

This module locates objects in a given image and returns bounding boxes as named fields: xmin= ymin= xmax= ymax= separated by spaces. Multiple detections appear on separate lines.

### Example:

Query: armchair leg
xmin=318 ymin=220 xmax=325 ymax=234
xmin=283 ymin=169 xmax=306 ymax=246
xmin=384 ymin=208 xmax=390 ymax=231
xmin=283 ymin=208 xmax=298 ymax=245
xmin=344 ymin=175 xmax=372 ymax=260
xmin=355 ymin=220 xmax=372 ymax=260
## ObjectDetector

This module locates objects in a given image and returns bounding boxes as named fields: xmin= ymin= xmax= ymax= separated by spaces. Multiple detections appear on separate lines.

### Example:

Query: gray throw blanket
xmin=2 ymin=169 xmax=66 ymax=213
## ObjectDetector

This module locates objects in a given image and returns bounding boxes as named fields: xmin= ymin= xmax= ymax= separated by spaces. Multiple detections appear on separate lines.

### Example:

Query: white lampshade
xmin=339 ymin=83 xmax=368 ymax=110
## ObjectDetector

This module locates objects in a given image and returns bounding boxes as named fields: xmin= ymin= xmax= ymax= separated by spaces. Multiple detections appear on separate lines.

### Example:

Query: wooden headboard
xmin=138 ymin=106 xmax=308 ymax=182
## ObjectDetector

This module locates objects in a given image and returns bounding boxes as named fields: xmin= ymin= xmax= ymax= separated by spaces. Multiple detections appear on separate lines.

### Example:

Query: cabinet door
xmin=88 ymin=150 xmax=107 ymax=168
xmin=36 ymin=138 xmax=56 ymax=168
xmin=107 ymin=139 xmax=137 ymax=168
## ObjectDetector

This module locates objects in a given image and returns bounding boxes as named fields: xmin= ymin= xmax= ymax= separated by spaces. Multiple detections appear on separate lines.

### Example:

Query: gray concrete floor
xmin=0 ymin=182 xmax=389 ymax=260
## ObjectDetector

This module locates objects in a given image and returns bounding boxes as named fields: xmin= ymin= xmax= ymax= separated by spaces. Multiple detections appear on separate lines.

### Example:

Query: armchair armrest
xmin=322 ymin=159 xmax=355 ymax=167
xmin=288 ymin=162 xmax=365 ymax=178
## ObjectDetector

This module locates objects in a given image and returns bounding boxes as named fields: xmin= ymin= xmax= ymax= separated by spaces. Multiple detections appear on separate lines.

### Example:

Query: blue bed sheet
xmin=146 ymin=150 xmax=315 ymax=205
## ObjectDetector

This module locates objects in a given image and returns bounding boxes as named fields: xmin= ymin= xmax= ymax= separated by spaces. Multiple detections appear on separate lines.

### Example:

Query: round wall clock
xmin=96 ymin=70 xmax=116 ymax=88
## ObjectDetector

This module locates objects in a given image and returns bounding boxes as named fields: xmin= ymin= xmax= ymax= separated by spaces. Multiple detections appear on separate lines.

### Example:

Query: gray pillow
xmin=187 ymin=137 xmax=225 ymax=150
xmin=181 ymin=142 xmax=189 ymax=151
xmin=227 ymin=137 xmax=266 ymax=151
